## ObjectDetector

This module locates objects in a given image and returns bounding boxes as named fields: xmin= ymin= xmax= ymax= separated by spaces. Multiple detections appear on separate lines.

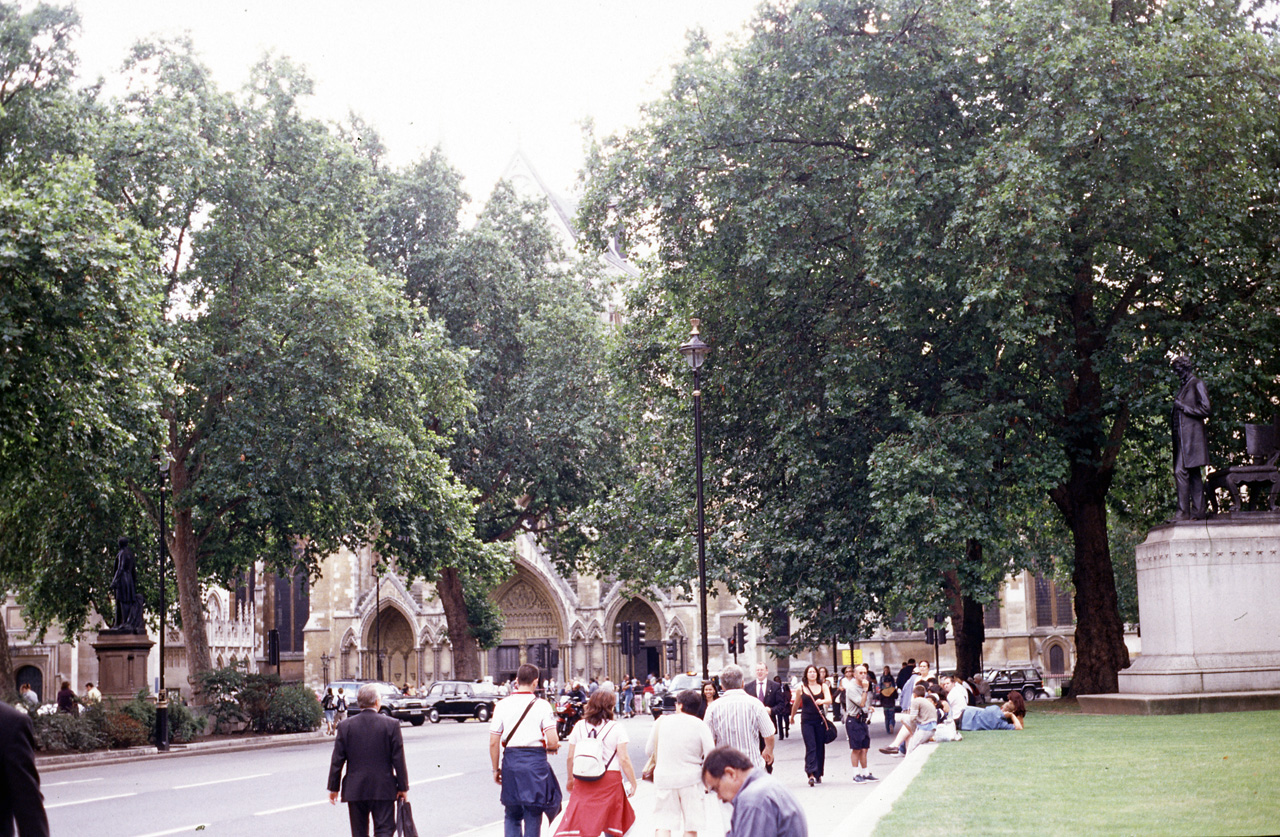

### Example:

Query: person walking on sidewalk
xmin=555 ymin=689 xmax=636 ymax=837
xmin=326 ymin=683 xmax=410 ymax=837
xmin=702 ymin=746 xmax=807 ymax=837
xmin=490 ymin=664 xmax=562 ymax=837
xmin=705 ymin=665 xmax=776 ymax=774
xmin=789 ymin=664 xmax=832 ymax=786
xmin=647 ymin=689 xmax=715 ymax=837
xmin=1 ymin=700 xmax=49 ymax=837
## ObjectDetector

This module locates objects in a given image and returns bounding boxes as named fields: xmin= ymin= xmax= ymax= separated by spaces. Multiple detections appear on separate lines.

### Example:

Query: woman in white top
xmin=647 ymin=689 xmax=716 ymax=837
xmin=555 ymin=689 xmax=637 ymax=837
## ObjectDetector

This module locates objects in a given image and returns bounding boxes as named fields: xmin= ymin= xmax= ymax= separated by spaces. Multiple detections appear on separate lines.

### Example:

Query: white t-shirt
xmin=946 ymin=683 xmax=969 ymax=721
xmin=489 ymin=691 xmax=556 ymax=748
xmin=568 ymin=719 xmax=629 ymax=773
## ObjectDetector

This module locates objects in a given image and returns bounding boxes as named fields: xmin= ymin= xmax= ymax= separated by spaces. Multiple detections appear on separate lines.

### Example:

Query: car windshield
xmin=668 ymin=674 xmax=701 ymax=692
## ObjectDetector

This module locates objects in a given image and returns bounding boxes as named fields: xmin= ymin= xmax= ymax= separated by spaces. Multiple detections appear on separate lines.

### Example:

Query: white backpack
xmin=572 ymin=722 xmax=616 ymax=781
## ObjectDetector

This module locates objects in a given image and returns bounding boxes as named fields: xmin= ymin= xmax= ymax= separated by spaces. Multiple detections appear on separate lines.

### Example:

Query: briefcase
xmin=397 ymin=799 xmax=419 ymax=837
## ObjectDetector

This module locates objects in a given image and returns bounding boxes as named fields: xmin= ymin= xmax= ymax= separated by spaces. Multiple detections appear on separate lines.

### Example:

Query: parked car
xmin=422 ymin=680 xmax=503 ymax=723
xmin=651 ymin=673 xmax=705 ymax=718
xmin=325 ymin=679 xmax=430 ymax=725
xmin=983 ymin=667 xmax=1047 ymax=702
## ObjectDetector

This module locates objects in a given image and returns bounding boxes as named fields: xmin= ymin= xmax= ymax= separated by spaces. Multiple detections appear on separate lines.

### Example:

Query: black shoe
xmin=815 ymin=776 xmax=822 ymax=784
xmin=808 ymin=776 xmax=815 ymax=787
xmin=864 ymin=773 xmax=880 ymax=782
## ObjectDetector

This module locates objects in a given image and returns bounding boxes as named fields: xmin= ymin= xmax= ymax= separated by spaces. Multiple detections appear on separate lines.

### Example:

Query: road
xmin=43 ymin=709 xmax=912 ymax=836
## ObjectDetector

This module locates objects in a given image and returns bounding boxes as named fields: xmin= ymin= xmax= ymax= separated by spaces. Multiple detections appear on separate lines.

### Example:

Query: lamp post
xmin=679 ymin=318 xmax=712 ymax=682
xmin=156 ymin=455 xmax=170 ymax=752
xmin=375 ymin=563 xmax=383 ymax=681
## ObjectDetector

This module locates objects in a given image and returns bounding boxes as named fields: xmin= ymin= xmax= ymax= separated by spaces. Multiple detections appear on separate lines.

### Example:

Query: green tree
xmin=366 ymin=172 xmax=619 ymax=678
xmin=580 ymin=0 xmax=1280 ymax=692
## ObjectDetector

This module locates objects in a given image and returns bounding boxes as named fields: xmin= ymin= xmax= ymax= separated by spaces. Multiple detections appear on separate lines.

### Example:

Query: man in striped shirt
xmin=705 ymin=664 xmax=776 ymax=770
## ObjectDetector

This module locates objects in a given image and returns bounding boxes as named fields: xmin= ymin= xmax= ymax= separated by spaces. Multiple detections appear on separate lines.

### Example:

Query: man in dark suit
xmin=1 ymin=700 xmax=50 ymax=837
xmin=744 ymin=663 xmax=785 ymax=750
xmin=328 ymin=683 xmax=410 ymax=837
xmin=1172 ymin=354 xmax=1211 ymax=520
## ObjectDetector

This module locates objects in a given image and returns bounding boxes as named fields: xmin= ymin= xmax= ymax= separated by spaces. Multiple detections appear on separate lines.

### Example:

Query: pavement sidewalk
xmin=35 ymin=728 xmax=333 ymax=772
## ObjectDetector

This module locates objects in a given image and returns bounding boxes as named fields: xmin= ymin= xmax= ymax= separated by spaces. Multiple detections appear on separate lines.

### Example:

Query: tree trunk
xmin=944 ymin=539 xmax=987 ymax=681
xmin=1064 ymin=492 xmax=1130 ymax=695
xmin=0 ymin=616 xmax=13 ymax=699
xmin=437 ymin=565 xmax=482 ymax=680
xmin=168 ymin=450 xmax=213 ymax=702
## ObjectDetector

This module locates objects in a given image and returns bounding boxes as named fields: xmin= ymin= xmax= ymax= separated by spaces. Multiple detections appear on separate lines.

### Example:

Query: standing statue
xmin=1172 ymin=355 xmax=1211 ymax=520
xmin=111 ymin=536 xmax=145 ymax=633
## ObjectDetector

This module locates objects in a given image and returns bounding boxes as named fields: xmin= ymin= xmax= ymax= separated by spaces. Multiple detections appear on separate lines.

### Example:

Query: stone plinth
xmin=92 ymin=632 xmax=154 ymax=702
xmin=1081 ymin=514 xmax=1280 ymax=715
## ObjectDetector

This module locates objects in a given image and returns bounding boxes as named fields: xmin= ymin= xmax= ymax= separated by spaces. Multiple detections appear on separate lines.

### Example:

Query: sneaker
xmin=852 ymin=775 xmax=867 ymax=784
xmin=864 ymin=773 xmax=880 ymax=782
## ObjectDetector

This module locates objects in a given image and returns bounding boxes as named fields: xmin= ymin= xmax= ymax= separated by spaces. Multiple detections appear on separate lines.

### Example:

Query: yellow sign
xmin=839 ymin=649 xmax=863 ymax=666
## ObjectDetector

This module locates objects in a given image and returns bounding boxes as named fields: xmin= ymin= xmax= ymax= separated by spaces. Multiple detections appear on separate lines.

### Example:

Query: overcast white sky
xmin=69 ymin=0 xmax=765 ymax=203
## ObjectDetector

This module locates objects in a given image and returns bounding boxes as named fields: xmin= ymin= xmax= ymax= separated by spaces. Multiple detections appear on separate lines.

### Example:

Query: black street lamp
xmin=374 ymin=563 xmax=383 ymax=681
xmin=679 ymin=318 xmax=712 ymax=682
xmin=156 ymin=454 xmax=170 ymax=752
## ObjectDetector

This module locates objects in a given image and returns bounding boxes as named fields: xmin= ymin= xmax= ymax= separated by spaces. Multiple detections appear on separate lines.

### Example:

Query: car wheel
xmin=475 ymin=705 xmax=491 ymax=723
xmin=428 ymin=708 xmax=440 ymax=724
xmin=410 ymin=716 xmax=425 ymax=726
xmin=1022 ymin=686 xmax=1037 ymax=701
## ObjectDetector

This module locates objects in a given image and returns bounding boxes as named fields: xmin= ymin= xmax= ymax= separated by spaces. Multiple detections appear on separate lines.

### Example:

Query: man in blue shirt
xmin=702 ymin=745 xmax=807 ymax=837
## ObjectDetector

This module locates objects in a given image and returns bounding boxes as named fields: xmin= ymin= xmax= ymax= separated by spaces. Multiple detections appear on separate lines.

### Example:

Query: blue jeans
xmin=504 ymin=804 xmax=543 ymax=837
xmin=883 ymin=706 xmax=896 ymax=735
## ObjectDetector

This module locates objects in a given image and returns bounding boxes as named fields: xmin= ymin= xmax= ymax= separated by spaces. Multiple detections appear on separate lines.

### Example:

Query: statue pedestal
xmin=1080 ymin=514 xmax=1280 ymax=715
xmin=93 ymin=632 xmax=154 ymax=703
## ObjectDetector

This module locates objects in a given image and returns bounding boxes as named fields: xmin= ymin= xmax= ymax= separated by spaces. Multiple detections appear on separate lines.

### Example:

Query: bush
xmin=239 ymin=673 xmax=283 ymax=732
xmin=196 ymin=666 xmax=247 ymax=734
xmin=32 ymin=712 xmax=103 ymax=752
xmin=119 ymin=690 xmax=204 ymax=744
xmin=265 ymin=684 xmax=323 ymax=733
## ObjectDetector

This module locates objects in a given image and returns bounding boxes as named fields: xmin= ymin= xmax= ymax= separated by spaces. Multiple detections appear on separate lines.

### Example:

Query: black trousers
xmin=348 ymin=798 xmax=396 ymax=837
xmin=801 ymin=717 xmax=826 ymax=778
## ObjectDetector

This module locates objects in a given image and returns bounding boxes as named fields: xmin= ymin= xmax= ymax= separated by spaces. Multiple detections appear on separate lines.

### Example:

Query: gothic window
xmin=983 ymin=599 xmax=1002 ymax=630
xmin=274 ymin=566 xmax=309 ymax=653
xmin=1033 ymin=574 xmax=1074 ymax=627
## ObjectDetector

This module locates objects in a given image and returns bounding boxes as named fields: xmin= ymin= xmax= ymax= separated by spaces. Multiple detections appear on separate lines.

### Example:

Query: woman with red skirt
xmin=555 ymin=689 xmax=637 ymax=836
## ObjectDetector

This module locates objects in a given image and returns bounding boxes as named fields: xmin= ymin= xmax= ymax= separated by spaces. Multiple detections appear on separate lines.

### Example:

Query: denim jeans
xmin=504 ymin=804 xmax=542 ymax=837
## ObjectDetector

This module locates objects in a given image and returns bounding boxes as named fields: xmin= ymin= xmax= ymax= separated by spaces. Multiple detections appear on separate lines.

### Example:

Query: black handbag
xmin=397 ymin=799 xmax=419 ymax=837
xmin=822 ymin=718 xmax=838 ymax=744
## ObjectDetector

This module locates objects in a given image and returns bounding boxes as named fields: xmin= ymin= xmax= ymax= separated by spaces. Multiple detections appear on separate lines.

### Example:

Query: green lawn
xmin=875 ymin=704 xmax=1280 ymax=836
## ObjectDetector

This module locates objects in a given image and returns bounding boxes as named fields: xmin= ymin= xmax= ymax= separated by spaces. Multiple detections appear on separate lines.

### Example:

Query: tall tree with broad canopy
xmin=579 ymin=0 xmax=1280 ymax=692
xmin=84 ymin=44 xmax=482 ymax=695
xmin=365 ymin=165 xmax=619 ymax=679
xmin=0 ymin=2 xmax=163 ymax=694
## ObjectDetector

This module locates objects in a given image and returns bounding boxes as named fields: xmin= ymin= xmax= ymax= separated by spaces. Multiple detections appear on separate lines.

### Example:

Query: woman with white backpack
xmin=555 ymin=689 xmax=637 ymax=836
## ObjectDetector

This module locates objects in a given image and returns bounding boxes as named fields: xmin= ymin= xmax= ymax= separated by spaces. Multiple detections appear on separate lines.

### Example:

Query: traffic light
xmin=937 ymin=628 xmax=948 ymax=645
xmin=530 ymin=643 xmax=546 ymax=668
xmin=728 ymin=634 xmax=737 ymax=654
xmin=924 ymin=626 xmax=937 ymax=645
xmin=549 ymin=648 xmax=560 ymax=669
xmin=735 ymin=622 xmax=747 ymax=649
xmin=618 ymin=621 xmax=632 ymax=656
xmin=665 ymin=639 xmax=677 ymax=660
xmin=635 ymin=621 xmax=646 ymax=645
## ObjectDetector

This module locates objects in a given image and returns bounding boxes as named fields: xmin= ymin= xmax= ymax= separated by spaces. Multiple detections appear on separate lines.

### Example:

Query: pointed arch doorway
xmin=364 ymin=607 xmax=415 ymax=687
xmin=614 ymin=598 xmax=662 ymax=682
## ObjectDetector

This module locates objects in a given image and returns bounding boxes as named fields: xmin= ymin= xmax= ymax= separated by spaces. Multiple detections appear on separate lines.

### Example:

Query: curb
xmin=830 ymin=740 xmax=938 ymax=836
xmin=36 ymin=730 xmax=332 ymax=772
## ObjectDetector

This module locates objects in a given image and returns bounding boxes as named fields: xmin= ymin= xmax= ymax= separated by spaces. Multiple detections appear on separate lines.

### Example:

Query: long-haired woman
xmin=555 ymin=690 xmax=637 ymax=837
xmin=789 ymin=664 xmax=833 ymax=786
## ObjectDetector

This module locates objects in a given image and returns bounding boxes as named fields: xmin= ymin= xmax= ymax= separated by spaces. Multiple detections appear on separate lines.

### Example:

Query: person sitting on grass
xmin=879 ymin=683 xmax=942 ymax=756
xmin=960 ymin=692 xmax=1026 ymax=731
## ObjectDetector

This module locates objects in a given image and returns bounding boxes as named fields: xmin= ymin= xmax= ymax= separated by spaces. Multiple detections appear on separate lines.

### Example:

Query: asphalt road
xmin=43 ymin=709 xmax=913 ymax=837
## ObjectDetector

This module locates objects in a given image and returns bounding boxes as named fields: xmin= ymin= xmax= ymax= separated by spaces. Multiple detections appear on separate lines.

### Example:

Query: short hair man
xmin=0 ymin=699 xmax=49 ymax=836
xmin=327 ymin=683 xmax=409 ymax=837
xmin=18 ymin=683 xmax=38 ymax=706
xmin=942 ymin=674 xmax=969 ymax=723
xmin=489 ymin=663 xmax=561 ymax=836
xmin=703 ymin=745 xmax=807 ymax=837
xmin=705 ymin=664 xmax=776 ymax=771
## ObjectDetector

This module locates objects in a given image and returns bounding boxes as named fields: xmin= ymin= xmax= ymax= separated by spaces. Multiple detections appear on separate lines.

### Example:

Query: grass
xmin=875 ymin=702 xmax=1280 ymax=836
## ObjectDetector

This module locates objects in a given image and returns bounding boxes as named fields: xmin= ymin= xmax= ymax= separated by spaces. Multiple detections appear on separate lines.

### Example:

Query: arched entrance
xmin=364 ymin=607 xmax=415 ymax=688
xmin=613 ymin=598 xmax=662 ymax=682
xmin=15 ymin=665 xmax=42 ymax=702
xmin=492 ymin=567 xmax=565 ymax=685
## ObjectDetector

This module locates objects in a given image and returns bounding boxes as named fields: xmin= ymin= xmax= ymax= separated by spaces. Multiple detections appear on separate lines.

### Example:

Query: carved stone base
xmin=93 ymin=632 xmax=154 ymax=703
xmin=1085 ymin=515 xmax=1280 ymax=714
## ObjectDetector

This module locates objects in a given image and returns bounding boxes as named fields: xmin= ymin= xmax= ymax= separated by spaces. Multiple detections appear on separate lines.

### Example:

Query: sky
xmin=68 ymin=0 xmax=766 ymax=203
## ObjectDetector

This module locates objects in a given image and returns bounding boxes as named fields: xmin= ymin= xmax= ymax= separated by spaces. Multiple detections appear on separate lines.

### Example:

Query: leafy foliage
xmin=264 ymin=683 xmax=322 ymax=733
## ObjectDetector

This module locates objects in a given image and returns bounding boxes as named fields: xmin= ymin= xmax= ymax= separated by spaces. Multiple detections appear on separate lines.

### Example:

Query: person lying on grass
xmin=959 ymin=692 xmax=1026 ymax=732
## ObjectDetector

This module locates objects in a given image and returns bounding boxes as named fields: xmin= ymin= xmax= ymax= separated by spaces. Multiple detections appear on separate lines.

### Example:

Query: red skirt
xmin=553 ymin=771 xmax=635 ymax=837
